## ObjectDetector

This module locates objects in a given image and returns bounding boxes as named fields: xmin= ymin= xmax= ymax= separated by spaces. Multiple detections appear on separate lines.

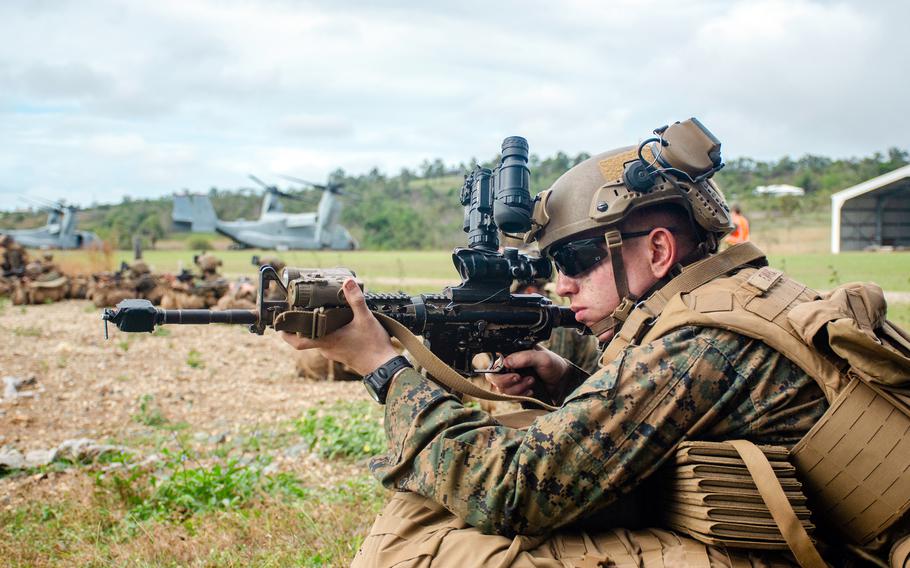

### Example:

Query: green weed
xmin=296 ymin=401 xmax=386 ymax=460
xmin=187 ymin=236 xmax=212 ymax=251
xmin=186 ymin=348 xmax=204 ymax=369
xmin=827 ymin=264 xmax=842 ymax=286
xmin=12 ymin=326 xmax=41 ymax=337
xmin=1 ymin=477 xmax=381 ymax=566
xmin=117 ymin=338 xmax=130 ymax=351
xmin=235 ymin=424 xmax=297 ymax=454
xmin=128 ymin=454 xmax=304 ymax=522
xmin=324 ymin=475 xmax=386 ymax=506
xmin=152 ymin=327 xmax=171 ymax=337
xmin=133 ymin=394 xmax=168 ymax=427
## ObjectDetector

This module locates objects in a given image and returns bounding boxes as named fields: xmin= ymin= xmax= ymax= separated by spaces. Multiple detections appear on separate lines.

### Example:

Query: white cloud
xmin=278 ymin=114 xmax=354 ymax=138
xmin=0 ymin=0 xmax=907 ymax=209
xmin=86 ymin=133 xmax=148 ymax=156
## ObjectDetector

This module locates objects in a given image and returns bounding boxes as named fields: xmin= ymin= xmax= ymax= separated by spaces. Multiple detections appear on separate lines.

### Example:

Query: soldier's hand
xmin=279 ymin=278 xmax=399 ymax=376
xmin=485 ymin=347 xmax=568 ymax=398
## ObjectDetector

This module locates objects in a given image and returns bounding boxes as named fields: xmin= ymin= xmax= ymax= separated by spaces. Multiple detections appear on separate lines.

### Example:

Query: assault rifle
xmin=102 ymin=136 xmax=587 ymax=375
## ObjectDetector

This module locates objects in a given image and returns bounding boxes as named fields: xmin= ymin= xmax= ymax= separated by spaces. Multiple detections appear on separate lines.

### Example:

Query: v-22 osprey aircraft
xmin=172 ymin=175 xmax=357 ymax=250
xmin=0 ymin=202 xmax=100 ymax=249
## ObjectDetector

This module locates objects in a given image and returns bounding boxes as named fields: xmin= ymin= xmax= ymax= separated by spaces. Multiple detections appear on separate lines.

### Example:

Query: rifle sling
xmin=728 ymin=440 xmax=826 ymax=568
xmin=374 ymin=313 xmax=559 ymax=412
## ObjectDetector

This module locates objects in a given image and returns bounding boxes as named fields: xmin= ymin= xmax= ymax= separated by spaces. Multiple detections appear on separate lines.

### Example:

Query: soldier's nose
xmin=555 ymin=272 xmax=577 ymax=297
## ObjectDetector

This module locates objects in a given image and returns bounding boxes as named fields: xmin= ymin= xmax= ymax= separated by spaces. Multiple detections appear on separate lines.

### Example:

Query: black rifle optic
xmin=103 ymin=137 xmax=586 ymax=375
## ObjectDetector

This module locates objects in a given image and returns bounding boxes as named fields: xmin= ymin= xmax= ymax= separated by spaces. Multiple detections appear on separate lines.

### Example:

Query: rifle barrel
xmin=159 ymin=309 xmax=257 ymax=326
xmin=103 ymin=299 xmax=258 ymax=334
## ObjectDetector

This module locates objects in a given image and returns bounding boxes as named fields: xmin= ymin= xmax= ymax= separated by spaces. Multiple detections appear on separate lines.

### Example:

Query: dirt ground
xmin=0 ymin=300 xmax=366 ymax=503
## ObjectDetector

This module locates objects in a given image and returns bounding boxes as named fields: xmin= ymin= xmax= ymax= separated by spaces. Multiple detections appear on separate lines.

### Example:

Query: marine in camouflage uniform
xmin=160 ymin=254 xmax=228 ymax=308
xmin=0 ymin=235 xmax=28 ymax=297
xmin=0 ymin=234 xmax=28 ymax=276
xmin=284 ymin=120 xmax=831 ymax=566
xmin=13 ymin=252 xmax=70 ymax=304
xmin=195 ymin=253 xmax=223 ymax=282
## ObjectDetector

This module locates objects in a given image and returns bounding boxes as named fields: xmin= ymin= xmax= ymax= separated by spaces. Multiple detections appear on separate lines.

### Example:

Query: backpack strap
xmin=728 ymin=440 xmax=827 ymax=568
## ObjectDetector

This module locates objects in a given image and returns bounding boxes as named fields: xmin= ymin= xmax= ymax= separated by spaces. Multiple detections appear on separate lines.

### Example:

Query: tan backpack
xmin=604 ymin=243 xmax=910 ymax=552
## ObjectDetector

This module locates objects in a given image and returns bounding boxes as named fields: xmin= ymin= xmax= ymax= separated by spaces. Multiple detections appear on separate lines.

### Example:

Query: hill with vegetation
xmin=2 ymin=147 xmax=907 ymax=250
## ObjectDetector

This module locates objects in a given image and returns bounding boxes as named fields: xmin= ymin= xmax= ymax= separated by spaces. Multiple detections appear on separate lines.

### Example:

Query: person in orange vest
xmin=725 ymin=203 xmax=750 ymax=245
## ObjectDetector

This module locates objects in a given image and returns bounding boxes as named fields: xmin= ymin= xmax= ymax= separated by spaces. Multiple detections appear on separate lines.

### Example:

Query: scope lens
xmin=281 ymin=267 xmax=301 ymax=288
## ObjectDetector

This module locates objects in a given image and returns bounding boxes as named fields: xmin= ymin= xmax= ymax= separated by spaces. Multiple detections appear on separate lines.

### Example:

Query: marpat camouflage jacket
xmin=369 ymin=326 xmax=828 ymax=537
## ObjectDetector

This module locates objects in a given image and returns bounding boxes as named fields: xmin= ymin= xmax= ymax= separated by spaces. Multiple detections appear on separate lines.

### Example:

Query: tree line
xmin=1 ymin=147 xmax=906 ymax=250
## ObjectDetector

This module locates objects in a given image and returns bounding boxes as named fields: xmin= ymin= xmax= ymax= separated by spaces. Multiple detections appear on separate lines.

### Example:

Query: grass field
xmin=49 ymin=243 xmax=910 ymax=292
xmin=5 ymin=222 xmax=909 ymax=567
xmin=51 ymin=248 xmax=462 ymax=284
xmin=44 ymin=222 xmax=910 ymax=326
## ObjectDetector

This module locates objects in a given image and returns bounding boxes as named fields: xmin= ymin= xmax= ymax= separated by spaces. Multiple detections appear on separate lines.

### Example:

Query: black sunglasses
xmin=549 ymin=229 xmax=664 ymax=277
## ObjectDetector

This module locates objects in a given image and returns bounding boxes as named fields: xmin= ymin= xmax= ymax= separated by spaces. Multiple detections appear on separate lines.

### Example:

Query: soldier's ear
xmin=647 ymin=228 xmax=677 ymax=280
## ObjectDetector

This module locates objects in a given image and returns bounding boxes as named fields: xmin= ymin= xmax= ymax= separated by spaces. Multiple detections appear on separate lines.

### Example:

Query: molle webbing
xmin=657 ymin=440 xmax=824 ymax=566
xmin=790 ymin=378 xmax=910 ymax=546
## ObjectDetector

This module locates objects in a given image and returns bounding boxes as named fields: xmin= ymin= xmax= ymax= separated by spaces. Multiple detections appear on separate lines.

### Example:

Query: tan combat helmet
xmin=194 ymin=253 xmax=222 ymax=273
xmin=526 ymin=118 xmax=734 ymax=336
xmin=260 ymin=256 xmax=286 ymax=274
xmin=129 ymin=260 xmax=151 ymax=276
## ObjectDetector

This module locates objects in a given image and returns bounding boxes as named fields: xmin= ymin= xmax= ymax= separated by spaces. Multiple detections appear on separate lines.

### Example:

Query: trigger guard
xmin=473 ymin=354 xmax=506 ymax=374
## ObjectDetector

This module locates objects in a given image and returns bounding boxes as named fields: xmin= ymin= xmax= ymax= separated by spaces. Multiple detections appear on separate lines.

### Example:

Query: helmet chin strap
xmin=587 ymin=231 xmax=711 ymax=338
xmin=588 ymin=230 xmax=636 ymax=337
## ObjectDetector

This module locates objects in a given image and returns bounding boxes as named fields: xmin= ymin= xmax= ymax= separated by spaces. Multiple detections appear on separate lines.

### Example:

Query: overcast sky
xmin=1 ymin=0 xmax=907 ymax=210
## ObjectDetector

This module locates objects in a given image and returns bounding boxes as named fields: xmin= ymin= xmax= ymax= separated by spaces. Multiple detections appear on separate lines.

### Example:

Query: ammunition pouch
xmin=656 ymin=441 xmax=824 ymax=567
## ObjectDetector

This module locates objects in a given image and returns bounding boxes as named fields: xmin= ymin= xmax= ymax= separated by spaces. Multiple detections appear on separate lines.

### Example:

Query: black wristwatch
xmin=363 ymin=355 xmax=413 ymax=404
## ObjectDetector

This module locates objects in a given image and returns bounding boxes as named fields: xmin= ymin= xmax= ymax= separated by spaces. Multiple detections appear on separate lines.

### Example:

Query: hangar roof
xmin=831 ymin=164 xmax=910 ymax=208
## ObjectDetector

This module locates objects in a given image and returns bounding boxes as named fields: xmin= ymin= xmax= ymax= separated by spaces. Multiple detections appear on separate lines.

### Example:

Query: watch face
xmin=363 ymin=356 xmax=409 ymax=405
